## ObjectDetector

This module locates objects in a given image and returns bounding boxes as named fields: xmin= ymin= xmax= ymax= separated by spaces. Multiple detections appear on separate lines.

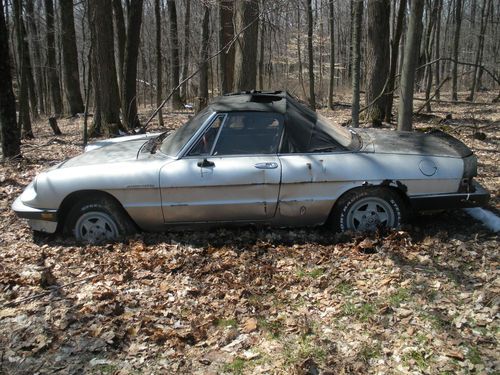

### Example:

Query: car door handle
xmin=254 ymin=162 xmax=278 ymax=169
xmin=197 ymin=158 xmax=215 ymax=168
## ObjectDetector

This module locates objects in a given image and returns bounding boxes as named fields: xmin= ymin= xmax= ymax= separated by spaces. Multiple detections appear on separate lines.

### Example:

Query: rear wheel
xmin=332 ymin=188 xmax=406 ymax=232
xmin=65 ymin=197 xmax=135 ymax=243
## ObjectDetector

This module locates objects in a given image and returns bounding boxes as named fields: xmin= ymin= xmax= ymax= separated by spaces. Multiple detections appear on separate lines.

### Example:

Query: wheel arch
xmin=57 ymin=190 xmax=137 ymax=232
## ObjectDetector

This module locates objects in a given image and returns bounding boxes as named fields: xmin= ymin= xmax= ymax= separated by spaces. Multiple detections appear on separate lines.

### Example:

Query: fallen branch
xmin=2 ymin=274 xmax=99 ymax=308
xmin=416 ymin=77 xmax=451 ymax=113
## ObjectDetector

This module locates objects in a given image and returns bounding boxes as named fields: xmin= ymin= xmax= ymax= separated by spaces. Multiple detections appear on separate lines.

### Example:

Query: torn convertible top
xmin=209 ymin=91 xmax=351 ymax=153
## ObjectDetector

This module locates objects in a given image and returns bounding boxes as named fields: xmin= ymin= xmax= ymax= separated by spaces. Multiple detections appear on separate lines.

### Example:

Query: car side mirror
xmin=197 ymin=158 xmax=215 ymax=168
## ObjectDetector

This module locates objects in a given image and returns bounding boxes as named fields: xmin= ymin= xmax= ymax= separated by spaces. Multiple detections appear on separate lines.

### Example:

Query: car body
xmin=13 ymin=91 xmax=489 ymax=242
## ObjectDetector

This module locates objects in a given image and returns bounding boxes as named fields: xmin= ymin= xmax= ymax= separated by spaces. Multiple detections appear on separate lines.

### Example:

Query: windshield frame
xmin=158 ymin=108 xmax=216 ymax=158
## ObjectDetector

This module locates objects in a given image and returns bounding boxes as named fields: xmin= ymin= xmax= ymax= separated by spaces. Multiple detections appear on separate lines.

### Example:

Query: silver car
xmin=13 ymin=91 xmax=489 ymax=243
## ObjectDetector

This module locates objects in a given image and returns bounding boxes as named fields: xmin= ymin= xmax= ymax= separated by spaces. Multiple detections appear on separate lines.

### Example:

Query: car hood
xmin=58 ymin=139 xmax=147 ymax=168
xmin=359 ymin=129 xmax=472 ymax=158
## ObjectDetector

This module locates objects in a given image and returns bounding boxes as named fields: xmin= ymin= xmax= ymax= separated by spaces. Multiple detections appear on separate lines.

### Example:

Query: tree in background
xmin=44 ymin=0 xmax=63 ymax=116
xmin=112 ymin=0 xmax=126 ymax=94
xmin=219 ymin=0 xmax=235 ymax=94
xmin=451 ymin=0 xmax=462 ymax=101
xmin=398 ymin=0 xmax=425 ymax=131
xmin=327 ymin=0 xmax=335 ymax=109
xmin=233 ymin=0 xmax=259 ymax=91
xmin=351 ymin=0 xmax=363 ymax=128
xmin=306 ymin=0 xmax=316 ymax=109
xmin=59 ymin=0 xmax=84 ymax=115
xmin=364 ymin=0 xmax=390 ymax=125
xmin=0 ymin=0 xmax=21 ymax=158
xmin=167 ymin=0 xmax=183 ymax=109
xmin=122 ymin=0 xmax=144 ymax=129
xmin=197 ymin=4 xmax=210 ymax=110
xmin=155 ymin=0 xmax=164 ymax=127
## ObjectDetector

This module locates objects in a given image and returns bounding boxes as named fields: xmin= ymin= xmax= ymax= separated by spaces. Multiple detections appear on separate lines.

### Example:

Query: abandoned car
xmin=13 ymin=91 xmax=489 ymax=242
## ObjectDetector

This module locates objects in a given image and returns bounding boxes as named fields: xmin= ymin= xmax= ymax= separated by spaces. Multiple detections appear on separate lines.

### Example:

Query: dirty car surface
xmin=13 ymin=91 xmax=490 ymax=242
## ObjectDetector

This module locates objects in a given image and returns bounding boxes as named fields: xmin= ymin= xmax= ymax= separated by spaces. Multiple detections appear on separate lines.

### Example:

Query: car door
xmin=159 ymin=112 xmax=284 ymax=223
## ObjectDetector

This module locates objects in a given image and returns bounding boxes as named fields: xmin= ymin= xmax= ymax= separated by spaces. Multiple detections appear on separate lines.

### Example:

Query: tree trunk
xmin=197 ymin=5 xmax=210 ymax=111
xmin=434 ymin=0 xmax=442 ymax=100
xmin=167 ymin=0 xmax=182 ymax=109
xmin=397 ymin=0 xmax=424 ymax=131
xmin=25 ymin=0 xmax=45 ymax=115
xmin=13 ymin=0 xmax=33 ymax=139
xmin=0 ymin=0 xmax=21 ymax=158
xmin=59 ymin=0 xmax=84 ymax=115
xmin=233 ymin=0 xmax=259 ymax=91
xmin=306 ymin=0 xmax=316 ymax=109
xmin=155 ymin=0 xmax=164 ymax=127
xmin=384 ymin=0 xmax=406 ymax=122
xmin=112 ymin=0 xmax=126 ymax=95
xmin=219 ymin=0 xmax=235 ymax=94
xmin=122 ymin=0 xmax=144 ymax=130
xmin=351 ymin=0 xmax=363 ymax=128
xmin=365 ymin=0 xmax=390 ymax=125
xmin=181 ymin=0 xmax=190 ymax=100
xmin=467 ymin=0 xmax=489 ymax=102
xmin=451 ymin=0 xmax=462 ymax=101
xmin=328 ymin=0 xmax=335 ymax=109
xmin=258 ymin=2 xmax=265 ymax=91
xmin=44 ymin=0 xmax=63 ymax=116
xmin=89 ymin=0 xmax=124 ymax=135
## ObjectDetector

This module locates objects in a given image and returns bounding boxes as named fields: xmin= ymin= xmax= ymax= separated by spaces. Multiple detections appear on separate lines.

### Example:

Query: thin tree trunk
xmin=167 ymin=0 xmax=182 ymax=108
xmin=328 ymin=0 xmax=335 ymax=109
xmin=13 ymin=0 xmax=33 ymax=138
xmin=306 ymin=0 xmax=316 ymax=109
xmin=122 ymin=0 xmax=144 ymax=130
xmin=297 ymin=3 xmax=307 ymax=98
xmin=0 ymin=0 xmax=21 ymax=158
xmin=351 ymin=0 xmax=363 ymax=128
xmin=384 ymin=0 xmax=406 ymax=122
xmin=467 ymin=0 xmax=489 ymax=102
xmin=434 ymin=0 xmax=442 ymax=100
xmin=397 ymin=0 xmax=425 ymax=131
xmin=197 ymin=4 xmax=210 ymax=111
xmin=258 ymin=2 xmax=265 ymax=90
xmin=219 ymin=0 xmax=235 ymax=94
xmin=112 ymin=0 xmax=126 ymax=95
xmin=45 ymin=0 xmax=63 ymax=116
xmin=60 ymin=0 xmax=84 ymax=115
xmin=155 ymin=0 xmax=164 ymax=126
xmin=181 ymin=0 xmax=190 ymax=100
xmin=451 ymin=0 xmax=462 ymax=101
xmin=25 ymin=0 xmax=45 ymax=115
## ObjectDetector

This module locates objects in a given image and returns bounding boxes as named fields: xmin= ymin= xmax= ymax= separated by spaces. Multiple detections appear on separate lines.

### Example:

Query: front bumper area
xmin=409 ymin=181 xmax=490 ymax=211
xmin=12 ymin=196 xmax=58 ymax=233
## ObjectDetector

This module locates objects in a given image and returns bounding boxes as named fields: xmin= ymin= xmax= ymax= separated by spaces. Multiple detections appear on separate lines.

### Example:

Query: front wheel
xmin=65 ymin=197 xmax=135 ymax=243
xmin=331 ymin=188 xmax=406 ymax=232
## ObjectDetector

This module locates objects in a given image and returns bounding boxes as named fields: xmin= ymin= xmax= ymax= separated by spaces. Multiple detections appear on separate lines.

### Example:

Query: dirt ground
xmin=0 ymin=93 xmax=498 ymax=374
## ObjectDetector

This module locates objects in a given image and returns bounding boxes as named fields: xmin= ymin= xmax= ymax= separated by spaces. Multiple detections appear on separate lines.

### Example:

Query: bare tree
xmin=122 ymin=0 xmax=144 ymax=129
xmin=181 ymin=0 xmax=191 ymax=100
xmin=219 ymin=0 xmax=235 ymax=94
xmin=59 ymin=0 xmax=84 ymax=115
xmin=25 ymin=0 xmax=45 ymax=115
xmin=451 ymin=0 xmax=462 ymax=101
xmin=167 ymin=0 xmax=183 ymax=108
xmin=198 ymin=4 xmax=210 ymax=111
xmin=328 ymin=0 xmax=335 ymax=109
xmin=306 ymin=0 xmax=316 ymax=109
xmin=234 ymin=0 xmax=259 ymax=91
xmin=45 ymin=0 xmax=63 ymax=116
xmin=397 ymin=0 xmax=425 ymax=131
xmin=0 ymin=0 xmax=21 ymax=158
xmin=351 ymin=0 xmax=363 ymax=128
xmin=112 ymin=0 xmax=126 ymax=94
xmin=155 ymin=0 xmax=164 ymax=126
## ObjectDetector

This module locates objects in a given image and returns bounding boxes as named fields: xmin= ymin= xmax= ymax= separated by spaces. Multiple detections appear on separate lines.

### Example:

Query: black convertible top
xmin=208 ymin=91 xmax=351 ymax=152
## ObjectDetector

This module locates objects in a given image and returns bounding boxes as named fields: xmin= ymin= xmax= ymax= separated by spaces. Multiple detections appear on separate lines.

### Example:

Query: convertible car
xmin=13 ymin=91 xmax=489 ymax=243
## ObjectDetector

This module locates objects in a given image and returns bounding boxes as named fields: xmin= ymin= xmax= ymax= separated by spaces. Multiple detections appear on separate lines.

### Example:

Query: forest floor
xmin=0 ymin=92 xmax=498 ymax=374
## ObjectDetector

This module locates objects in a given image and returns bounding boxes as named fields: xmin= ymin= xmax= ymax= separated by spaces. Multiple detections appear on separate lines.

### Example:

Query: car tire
xmin=65 ymin=197 xmax=135 ymax=243
xmin=331 ymin=188 xmax=406 ymax=232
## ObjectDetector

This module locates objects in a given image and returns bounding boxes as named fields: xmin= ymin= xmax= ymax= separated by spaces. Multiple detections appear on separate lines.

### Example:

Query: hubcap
xmin=75 ymin=211 xmax=119 ymax=243
xmin=346 ymin=197 xmax=396 ymax=232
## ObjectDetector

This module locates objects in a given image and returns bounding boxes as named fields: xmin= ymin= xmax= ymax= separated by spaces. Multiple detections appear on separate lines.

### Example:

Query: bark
xmin=0 ymin=0 xmax=21 ymax=158
xmin=155 ymin=0 xmax=164 ymax=127
xmin=467 ymin=0 xmax=489 ymax=102
xmin=258 ymin=2 xmax=265 ymax=90
xmin=25 ymin=0 xmax=45 ymax=114
xmin=112 ymin=0 xmax=126 ymax=94
xmin=233 ymin=0 xmax=259 ymax=91
xmin=328 ymin=0 xmax=335 ymax=109
xmin=44 ymin=0 xmax=63 ymax=116
xmin=306 ymin=0 xmax=316 ymax=109
xmin=434 ymin=0 xmax=442 ymax=100
xmin=13 ymin=0 xmax=34 ymax=138
xmin=397 ymin=0 xmax=425 ymax=131
xmin=181 ymin=0 xmax=190 ymax=100
xmin=197 ymin=5 xmax=210 ymax=111
xmin=122 ymin=0 xmax=144 ymax=130
xmin=365 ymin=0 xmax=390 ymax=125
xmin=219 ymin=0 xmax=235 ymax=94
xmin=167 ymin=0 xmax=182 ymax=109
xmin=59 ymin=0 xmax=84 ymax=115
xmin=451 ymin=0 xmax=462 ymax=101
xmin=384 ymin=0 xmax=406 ymax=122
xmin=351 ymin=0 xmax=363 ymax=128
xmin=89 ymin=0 xmax=124 ymax=135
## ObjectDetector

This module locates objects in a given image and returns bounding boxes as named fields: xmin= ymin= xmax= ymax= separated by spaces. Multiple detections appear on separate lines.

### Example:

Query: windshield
xmin=159 ymin=107 xmax=213 ymax=156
